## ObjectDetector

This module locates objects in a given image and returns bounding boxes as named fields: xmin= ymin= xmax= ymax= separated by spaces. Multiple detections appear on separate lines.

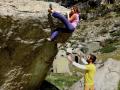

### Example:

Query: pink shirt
xmin=71 ymin=13 xmax=79 ymax=28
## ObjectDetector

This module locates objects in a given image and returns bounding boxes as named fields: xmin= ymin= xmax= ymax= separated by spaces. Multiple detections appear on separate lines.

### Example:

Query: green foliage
xmin=98 ymin=38 xmax=118 ymax=53
xmin=118 ymin=81 xmax=120 ymax=90
xmin=98 ymin=39 xmax=117 ymax=53
xmin=110 ymin=30 xmax=120 ymax=37
xmin=105 ymin=39 xmax=117 ymax=44
xmin=99 ymin=45 xmax=116 ymax=53
xmin=113 ymin=4 xmax=120 ymax=13
xmin=46 ymin=73 xmax=80 ymax=90
xmin=115 ymin=14 xmax=120 ymax=17
xmin=97 ymin=47 xmax=120 ymax=61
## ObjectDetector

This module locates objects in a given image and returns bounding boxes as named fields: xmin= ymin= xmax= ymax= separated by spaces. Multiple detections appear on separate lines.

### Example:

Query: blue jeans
xmin=51 ymin=12 xmax=75 ymax=41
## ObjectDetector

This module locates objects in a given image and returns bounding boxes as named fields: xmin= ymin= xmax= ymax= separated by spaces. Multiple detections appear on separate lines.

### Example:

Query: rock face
xmin=69 ymin=59 xmax=120 ymax=90
xmin=0 ymin=0 xmax=69 ymax=90
xmin=95 ymin=59 xmax=120 ymax=90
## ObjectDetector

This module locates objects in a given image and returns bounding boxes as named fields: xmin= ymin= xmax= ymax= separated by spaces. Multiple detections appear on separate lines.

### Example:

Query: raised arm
xmin=67 ymin=54 xmax=88 ymax=70
xmin=77 ymin=49 xmax=88 ymax=64
xmin=72 ymin=61 xmax=87 ymax=70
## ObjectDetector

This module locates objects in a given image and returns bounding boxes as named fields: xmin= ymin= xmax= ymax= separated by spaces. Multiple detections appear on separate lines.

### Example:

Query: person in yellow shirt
xmin=67 ymin=50 xmax=96 ymax=90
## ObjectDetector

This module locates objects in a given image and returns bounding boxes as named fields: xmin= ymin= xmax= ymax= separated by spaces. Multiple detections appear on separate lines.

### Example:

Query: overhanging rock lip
xmin=0 ymin=1 xmax=69 ymax=19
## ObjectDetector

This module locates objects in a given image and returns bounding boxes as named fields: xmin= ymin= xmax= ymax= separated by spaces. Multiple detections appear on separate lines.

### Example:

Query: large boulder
xmin=0 ymin=0 xmax=69 ymax=90
xmin=94 ymin=58 xmax=120 ymax=90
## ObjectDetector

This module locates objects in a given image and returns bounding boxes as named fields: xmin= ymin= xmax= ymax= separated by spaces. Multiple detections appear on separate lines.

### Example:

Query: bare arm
xmin=68 ymin=14 xmax=76 ymax=22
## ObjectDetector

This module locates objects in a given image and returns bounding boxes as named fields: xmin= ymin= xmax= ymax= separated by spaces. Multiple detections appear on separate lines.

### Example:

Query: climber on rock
xmin=47 ymin=4 xmax=80 ymax=41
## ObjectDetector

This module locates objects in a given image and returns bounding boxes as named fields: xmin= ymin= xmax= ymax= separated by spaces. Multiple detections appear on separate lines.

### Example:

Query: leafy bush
xmin=110 ymin=30 xmax=120 ymax=37
xmin=113 ymin=4 xmax=120 ymax=13
xmin=105 ymin=39 xmax=117 ymax=44
xmin=99 ymin=45 xmax=116 ymax=53
xmin=46 ymin=73 xmax=81 ymax=90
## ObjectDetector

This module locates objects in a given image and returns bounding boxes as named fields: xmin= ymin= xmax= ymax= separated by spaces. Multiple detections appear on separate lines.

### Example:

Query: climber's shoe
xmin=48 ymin=3 xmax=54 ymax=13
xmin=46 ymin=37 xmax=52 ymax=42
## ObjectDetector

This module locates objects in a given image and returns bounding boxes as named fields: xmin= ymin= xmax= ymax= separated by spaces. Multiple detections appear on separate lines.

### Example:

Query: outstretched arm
xmin=67 ymin=54 xmax=87 ymax=70
xmin=72 ymin=61 xmax=87 ymax=70
xmin=77 ymin=50 xmax=88 ymax=64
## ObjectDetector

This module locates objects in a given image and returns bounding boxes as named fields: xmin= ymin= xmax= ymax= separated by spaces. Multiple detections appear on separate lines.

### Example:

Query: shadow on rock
xmin=56 ymin=33 xmax=72 ymax=43
xmin=38 ymin=80 xmax=59 ymax=90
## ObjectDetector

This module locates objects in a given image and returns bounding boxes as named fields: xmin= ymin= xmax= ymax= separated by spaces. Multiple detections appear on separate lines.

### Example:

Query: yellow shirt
xmin=85 ymin=64 xmax=96 ymax=85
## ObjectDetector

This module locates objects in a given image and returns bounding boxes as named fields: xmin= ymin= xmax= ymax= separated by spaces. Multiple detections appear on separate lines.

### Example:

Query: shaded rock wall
xmin=0 ymin=0 xmax=69 ymax=90
xmin=39 ymin=80 xmax=59 ymax=90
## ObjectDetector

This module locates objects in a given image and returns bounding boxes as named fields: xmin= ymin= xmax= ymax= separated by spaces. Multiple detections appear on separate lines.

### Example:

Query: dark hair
xmin=89 ymin=54 xmax=96 ymax=63
xmin=72 ymin=5 xmax=79 ymax=13
xmin=69 ymin=5 xmax=79 ymax=17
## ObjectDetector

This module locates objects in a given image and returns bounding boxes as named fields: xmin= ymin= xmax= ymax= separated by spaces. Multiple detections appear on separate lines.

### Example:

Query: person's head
xmin=86 ymin=54 xmax=96 ymax=64
xmin=69 ymin=5 xmax=79 ymax=17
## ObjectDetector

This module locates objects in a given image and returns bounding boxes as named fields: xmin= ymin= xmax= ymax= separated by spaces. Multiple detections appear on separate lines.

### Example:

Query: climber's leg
xmin=84 ymin=85 xmax=94 ymax=90
xmin=52 ymin=11 xmax=75 ymax=32
xmin=84 ymin=85 xmax=89 ymax=90
xmin=48 ymin=27 xmax=71 ymax=41
xmin=89 ymin=85 xmax=94 ymax=90
xmin=50 ymin=30 xmax=59 ymax=41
